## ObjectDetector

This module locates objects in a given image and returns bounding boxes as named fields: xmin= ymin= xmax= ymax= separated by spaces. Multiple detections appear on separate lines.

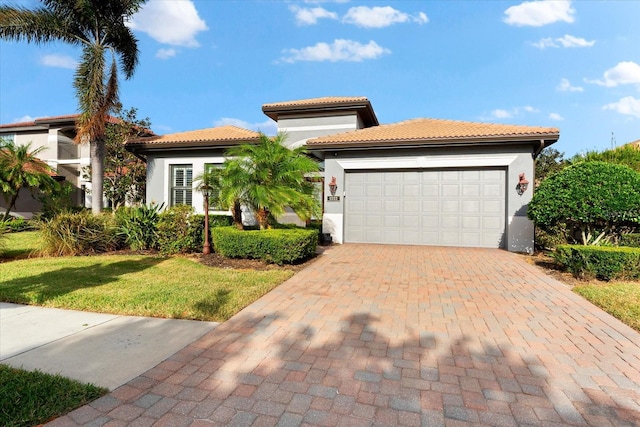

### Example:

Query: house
xmin=0 ymin=115 xmax=90 ymax=217
xmin=127 ymin=97 xmax=560 ymax=253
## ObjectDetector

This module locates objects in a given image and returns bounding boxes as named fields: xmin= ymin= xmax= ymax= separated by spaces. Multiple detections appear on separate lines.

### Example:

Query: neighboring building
xmin=127 ymin=97 xmax=560 ymax=253
xmin=0 ymin=115 xmax=90 ymax=217
xmin=0 ymin=114 xmax=152 ymax=217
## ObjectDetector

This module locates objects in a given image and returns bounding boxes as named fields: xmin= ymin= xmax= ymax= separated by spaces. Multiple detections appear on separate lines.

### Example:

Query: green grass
xmin=0 ymin=364 xmax=107 ymax=427
xmin=0 ymin=231 xmax=41 ymax=260
xmin=573 ymin=283 xmax=640 ymax=332
xmin=0 ymin=254 xmax=293 ymax=321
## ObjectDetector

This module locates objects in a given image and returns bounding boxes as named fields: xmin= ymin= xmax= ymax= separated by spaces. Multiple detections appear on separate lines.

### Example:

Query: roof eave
xmin=262 ymin=100 xmax=379 ymax=127
xmin=126 ymin=138 xmax=260 ymax=153
xmin=307 ymin=133 xmax=560 ymax=151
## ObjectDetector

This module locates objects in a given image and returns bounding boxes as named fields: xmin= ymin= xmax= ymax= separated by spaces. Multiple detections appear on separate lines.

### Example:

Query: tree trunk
xmin=257 ymin=208 xmax=269 ymax=230
xmin=231 ymin=200 xmax=243 ymax=230
xmin=3 ymin=192 xmax=19 ymax=221
xmin=90 ymin=138 xmax=104 ymax=214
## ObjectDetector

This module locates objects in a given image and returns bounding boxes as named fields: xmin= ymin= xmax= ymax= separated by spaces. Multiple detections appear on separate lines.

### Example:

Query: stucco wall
xmin=277 ymin=113 xmax=359 ymax=148
xmin=145 ymin=151 xmax=227 ymax=214
xmin=319 ymin=144 xmax=535 ymax=253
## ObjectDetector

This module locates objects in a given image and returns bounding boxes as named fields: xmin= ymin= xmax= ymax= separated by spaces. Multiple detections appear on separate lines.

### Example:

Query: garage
xmin=344 ymin=168 xmax=506 ymax=248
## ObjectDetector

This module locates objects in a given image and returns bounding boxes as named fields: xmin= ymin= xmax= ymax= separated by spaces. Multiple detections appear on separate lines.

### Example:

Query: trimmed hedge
xmin=212 ymin=226 xmax=318 ymax=265
xmin=555 ymin=245 xmax=640 ymax=281
xmin=620 ymin=234 xmax=640 ymax=248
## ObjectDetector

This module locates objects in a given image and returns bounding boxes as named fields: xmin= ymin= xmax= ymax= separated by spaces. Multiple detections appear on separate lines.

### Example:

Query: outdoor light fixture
xmin=202 ymin=185 xmax=211 ymax=255
xmin=517 ymin=173 xmax=529 ymax=195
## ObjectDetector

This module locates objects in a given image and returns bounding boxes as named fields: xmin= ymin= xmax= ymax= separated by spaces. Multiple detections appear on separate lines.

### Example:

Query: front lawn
xmin=0 ymin=231 xmax=41 ymax=260
xmin=0 ymin=254 xmax=293 ymax=321
xmin=0 ymin=364 xmax=107 ymax=427
xmin=573 ymin=283 xmax=640 ymax=332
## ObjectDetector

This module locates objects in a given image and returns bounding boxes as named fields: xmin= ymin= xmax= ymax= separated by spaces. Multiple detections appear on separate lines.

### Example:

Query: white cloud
xmin=504 ymin=0 xmax=575 ymax=27
xmin=549 ymin=113 xmax=564 ymax=121
xmin=40 ymin=54 xmax=77 ymax=69
xmin=129 ymin=0 xmax=207 ymax=47
xmin=490 ymin=106 xmax=540 ymax=119
xmin=280 ymin=39 xmax=390 ymax=63
xmin=343 ymin=6 xmax=428 ymax=28
xmin=156 ymin=48 xmax=177 ymax=59
xmin=603 ymin=96 xmax=640 ymax=118
xmin=492 ymin=109 xmax=513 ymax=119
xmin=14 ymin=115 xmax=35 ymax=123
xmin=557 ymin=78 xmax=583 ymax=92
xmin=290 ymin=5 xmax=337 ymax=25
xmin=214 ymin=117 xmax=277 ymax=134
xmin=531 ymin=34 xmax=595 ymax=49
xmin=586 ymin=61 xmax=640 ymax=87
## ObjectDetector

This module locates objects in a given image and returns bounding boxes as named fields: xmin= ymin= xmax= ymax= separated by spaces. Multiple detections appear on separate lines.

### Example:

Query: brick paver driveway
xmin=53 ymin=245 xmax=640 ymax=426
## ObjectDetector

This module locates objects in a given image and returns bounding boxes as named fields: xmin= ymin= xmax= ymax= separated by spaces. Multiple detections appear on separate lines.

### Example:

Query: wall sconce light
xmin=517 ymin=173 xmax=529 ymax=195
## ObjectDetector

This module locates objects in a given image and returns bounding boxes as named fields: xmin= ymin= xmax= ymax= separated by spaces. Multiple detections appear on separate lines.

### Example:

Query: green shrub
xmin=212 ymin=226 xmax=318 ymax=265
xmin=156 ymin=205 xmax=204 ymax=254
xmin=620 ymin=234 xmax=640 ymax=248
xmin=209 ymin=214 xmax=234 ymax=228
xmin=0 ymin=217 xmax=33 ymax=232
xmin=554 ymin=245 xmax=640 ymax=281
xmin=115 ymin=204 xmax=162 ymax=251
xmin=39 ymin=212 xmax=120 ymax=256
xmin=529 ymin=161 xmax=640 ymax=245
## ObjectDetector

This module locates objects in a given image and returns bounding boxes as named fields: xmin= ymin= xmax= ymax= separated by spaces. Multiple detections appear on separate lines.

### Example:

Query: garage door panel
xmin=442 ymin=184 xmax=459 ymax=197
xmin=345 ymin=169 xmax=505 ymax=248
xmin=462 ymin=184 xmax=481 ymax=197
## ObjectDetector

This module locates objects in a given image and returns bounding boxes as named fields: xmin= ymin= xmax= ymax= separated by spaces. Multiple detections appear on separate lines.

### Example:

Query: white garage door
xmin=344 ymin=169 xmax=506 ymax=248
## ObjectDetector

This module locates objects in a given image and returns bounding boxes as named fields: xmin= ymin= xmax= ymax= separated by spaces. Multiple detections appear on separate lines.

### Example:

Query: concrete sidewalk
xmin=0 ymin=303 xmax=218 ymax=390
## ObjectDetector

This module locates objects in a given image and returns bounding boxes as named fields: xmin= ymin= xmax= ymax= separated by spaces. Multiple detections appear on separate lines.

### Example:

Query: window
xmin=171 ymin=164 xmax=192 ymax=206
xmin=204 ymin=163 xmax=222 ymax=210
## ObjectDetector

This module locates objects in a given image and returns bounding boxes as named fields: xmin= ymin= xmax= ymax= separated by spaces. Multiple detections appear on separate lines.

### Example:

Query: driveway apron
xmin=50 ymin=244 xmax=640 ymax=426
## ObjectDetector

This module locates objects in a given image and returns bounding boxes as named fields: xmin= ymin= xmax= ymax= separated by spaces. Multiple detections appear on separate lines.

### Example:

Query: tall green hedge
xmin=555 ymin=245 xmax=640 ymax=281
xmin=212 ymin=226 xmax=318 ymax=265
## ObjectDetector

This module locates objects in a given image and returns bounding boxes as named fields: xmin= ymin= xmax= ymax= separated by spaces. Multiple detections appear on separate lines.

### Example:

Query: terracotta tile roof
xmin=307 ymin=118 xmax=560 ymax=148
xmin=262 ymin=96 xmax=379 ymax=126
xmin=127 ymin=125 xmax=261 ymax=146
xmin=262 ymin=96 xmax=370 ymax=109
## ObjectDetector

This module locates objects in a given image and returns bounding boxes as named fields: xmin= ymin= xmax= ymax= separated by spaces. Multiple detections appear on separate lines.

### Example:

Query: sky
xmin=1 ymin=0 xmax=639 ymax=156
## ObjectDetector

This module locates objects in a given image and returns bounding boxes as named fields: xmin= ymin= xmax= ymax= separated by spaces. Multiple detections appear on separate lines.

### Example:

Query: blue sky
xmin=1 ymin=0 xmax=639 ymax=156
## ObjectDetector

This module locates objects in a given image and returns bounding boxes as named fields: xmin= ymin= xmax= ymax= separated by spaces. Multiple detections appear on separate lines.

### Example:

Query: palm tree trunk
xmin=257 ymin=208 xmax=269 ymax=230
xmin=90 ymin=138 xmax=104 ymax=214
xmin=231 ymin=200 xmax=243 ymax=230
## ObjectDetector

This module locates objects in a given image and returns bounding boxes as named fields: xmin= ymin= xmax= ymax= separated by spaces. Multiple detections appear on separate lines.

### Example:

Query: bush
xmin=620 ymin=234 xmax=640 ymax=248
xmin=528 ymin=161 xmax=640 ymax=245
xmin=156 ymin=205 xmax=204 ymax=255
xmin=115 ymin=204 xmax=162 ymax=251
xmin=212 ymin=226 xmax=318 ymax=265
xmin=39 ymin=212 xmax=120 ymax=256
xmin=554 ymin=245 xmax=640 ymax=281
xmin=209 ymin=214 xmax=234 ymax=228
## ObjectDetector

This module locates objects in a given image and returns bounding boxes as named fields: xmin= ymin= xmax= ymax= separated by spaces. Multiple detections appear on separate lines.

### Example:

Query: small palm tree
xmin=224 ymin=133 xmax=321 ymax=230
xmin=0 ymin=140 xmax=58 ymax=220
xmin=0 ymin=0 xmax=145 ymax=214
xmin=195 ymin=166 xmax=245 ymax=230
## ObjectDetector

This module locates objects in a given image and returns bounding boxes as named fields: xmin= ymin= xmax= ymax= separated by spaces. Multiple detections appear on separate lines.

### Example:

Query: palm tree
xmin=0 ymin=0 xmax=145 ymax=214
xmin=224 ymin=133 xmax=321 ymax=230
xmin=0 ymin=140 xmax=59 ymax=220
xmin=195 ymin=166 xmax=245 ymax=230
